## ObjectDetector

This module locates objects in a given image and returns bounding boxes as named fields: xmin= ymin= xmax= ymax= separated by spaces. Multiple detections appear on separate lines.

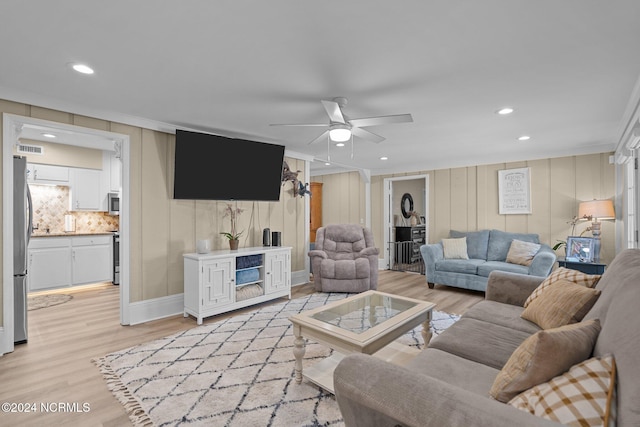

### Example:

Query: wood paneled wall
xmin=309 ymin=171 xmax=365 ymax=226
xmin=312 ymin=153 xmax=615 ymax=265
xmin=0 ymin=100 xmax=308 ymax=311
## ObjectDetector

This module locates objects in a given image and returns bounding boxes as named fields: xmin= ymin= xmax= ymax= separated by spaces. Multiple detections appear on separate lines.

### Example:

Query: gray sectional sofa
xmin=420 ymin=229 xmax=556 ymax=292
xmin=334 ymin=248 xmax=640 ymax=427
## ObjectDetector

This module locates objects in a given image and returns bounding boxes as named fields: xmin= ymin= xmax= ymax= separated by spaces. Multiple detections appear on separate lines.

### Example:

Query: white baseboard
xmin=128 ymin=293 xmax=184 ymax=325
xmin=127 ymin=269 xmax=309 ymax=325
xmin=291 ymin=269 xmax=309 ymax=287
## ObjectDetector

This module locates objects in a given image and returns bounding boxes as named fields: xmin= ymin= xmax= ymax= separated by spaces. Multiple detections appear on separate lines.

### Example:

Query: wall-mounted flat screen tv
xmin=173 ymin=130 xmax=285 ymax=201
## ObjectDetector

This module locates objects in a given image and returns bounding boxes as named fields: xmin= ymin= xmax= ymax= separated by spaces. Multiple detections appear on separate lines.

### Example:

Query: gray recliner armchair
xmin=309 ymin=224 xmax=379 ymax=293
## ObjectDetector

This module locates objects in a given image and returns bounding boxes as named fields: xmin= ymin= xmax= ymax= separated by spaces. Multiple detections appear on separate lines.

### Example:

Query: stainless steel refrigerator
xmin=13 ymin=156 xmax=32 ymax=344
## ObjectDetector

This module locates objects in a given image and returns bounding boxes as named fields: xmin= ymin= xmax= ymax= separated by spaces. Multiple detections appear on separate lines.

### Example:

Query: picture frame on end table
xmin=566 ymin=236 xmax=595 ymax=262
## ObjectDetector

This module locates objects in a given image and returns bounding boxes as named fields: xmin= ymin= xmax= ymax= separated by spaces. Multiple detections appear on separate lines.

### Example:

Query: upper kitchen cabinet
xmin=100 ymin=152 xmax=121 ymax=211
xmin=69 ymin=168 xmax=102 ymax=211
xmin=27 ymin=163 xmax=69 ymax=185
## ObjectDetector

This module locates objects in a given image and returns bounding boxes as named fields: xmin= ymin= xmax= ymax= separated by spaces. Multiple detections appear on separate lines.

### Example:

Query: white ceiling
xmin=1 ymin=1 xmax=640 ymax=176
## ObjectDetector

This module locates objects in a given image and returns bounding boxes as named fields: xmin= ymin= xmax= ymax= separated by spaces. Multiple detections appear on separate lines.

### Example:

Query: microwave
xmin=108 ymin=193 xmax=120 ymax=215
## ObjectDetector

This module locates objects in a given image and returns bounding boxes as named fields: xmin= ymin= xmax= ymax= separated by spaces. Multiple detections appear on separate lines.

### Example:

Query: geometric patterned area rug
xmin=28 ymin=293 xmax=73 ymax=311
xmin=93 ymin=293 xmax=459 ymax=427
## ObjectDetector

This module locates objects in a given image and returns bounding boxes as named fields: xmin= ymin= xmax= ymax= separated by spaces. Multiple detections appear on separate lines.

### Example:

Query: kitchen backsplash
xmin=30 ymin=184 xmax=119 ymax=234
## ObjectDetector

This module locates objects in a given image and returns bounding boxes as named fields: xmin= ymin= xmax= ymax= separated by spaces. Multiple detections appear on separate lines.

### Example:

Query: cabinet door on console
xmin=202 ymin=258 xmax=234 ymax=308
xmin=265 ymin=250 xmax=290 ymax=294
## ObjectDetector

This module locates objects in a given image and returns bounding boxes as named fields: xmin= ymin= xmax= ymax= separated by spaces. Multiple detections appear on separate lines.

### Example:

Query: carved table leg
xmin=421 ymin=310 xmax=433 ymax=346
xmin=293 ymin=327 xmax=306 ymax=384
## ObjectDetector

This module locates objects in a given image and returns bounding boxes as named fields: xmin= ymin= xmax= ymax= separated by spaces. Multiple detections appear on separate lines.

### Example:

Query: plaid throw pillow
xmin=524 ymin=267 xmax=601 ymax=308
xmin=509 ymin=355 xmax=617 ymax=427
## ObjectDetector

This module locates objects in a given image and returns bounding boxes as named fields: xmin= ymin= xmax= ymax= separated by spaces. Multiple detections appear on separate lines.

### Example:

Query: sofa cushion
xmin=407 ymin=348 xmax=500 ymax=396
xmin=442 ymin=237 xmax=469 ymax=259
xmin=521 ymin=279 xmax=601 ymax=329
xmin=509 ymin=355 xmax=616 ymax=427
xmin=428 ymin=318 xmax=531 ymax=370
xmin=450 ymin=229 xmax=490 ymax=260
xmin=506 ymin=240 xmax=542 ymax=266
xmin=462 ymin=300 xmax=541 ymax=334
xmin=487 ymin=230 xmax=540 ymax=261
xmin=524 ymin=267 xmax=601 ymax=308
xmin=490 ymin=319 xmax=601 ymax=402
xmin=435 ymin=258 xmax=484 ymax=274
xmin=477 ymin=261 xmax=529 ymax=277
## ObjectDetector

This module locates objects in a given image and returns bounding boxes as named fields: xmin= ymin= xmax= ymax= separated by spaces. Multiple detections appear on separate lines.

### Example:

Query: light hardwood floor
xmin=0 ymin=271 xmax=483 ymax=427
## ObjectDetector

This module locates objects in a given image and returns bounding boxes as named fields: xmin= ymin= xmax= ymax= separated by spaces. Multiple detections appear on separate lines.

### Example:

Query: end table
xmin=557 ymin=257 xmax=606 ymax=275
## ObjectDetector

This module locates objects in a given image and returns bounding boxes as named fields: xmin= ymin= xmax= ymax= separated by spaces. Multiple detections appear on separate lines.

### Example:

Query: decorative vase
xmin=229 ymin=239 xmax=239 ymax=250
xmin=410 ymin=215 xmax=418 ymax=226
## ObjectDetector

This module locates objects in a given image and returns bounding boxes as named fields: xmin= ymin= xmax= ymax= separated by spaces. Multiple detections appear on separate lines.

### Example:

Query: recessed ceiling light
xmin=336 ymin=142 xmax=345 ymax=147
xmin=72 ymin=63 xmax=94 ymax=74
xmin=380 ymin=156 xmax=388 ymax=160
xmin=496 ymin=107 xmax=514 ymax=115
xmin=42 ymin=133 xmax=56 ymax=138
xmin=325 ymin=162 xmax=331 ymax=166
xmin=518 ymin=135 xmax=531 ymax=141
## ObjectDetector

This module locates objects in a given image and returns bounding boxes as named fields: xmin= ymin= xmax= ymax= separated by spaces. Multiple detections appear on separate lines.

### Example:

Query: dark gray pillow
xmin=449 ymin=229 xmax=490 ymax=260
xmin=487 ymin=229 xmax=540 ymax=261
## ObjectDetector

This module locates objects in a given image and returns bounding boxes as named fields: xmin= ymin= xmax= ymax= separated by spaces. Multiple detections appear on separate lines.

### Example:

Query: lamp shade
xmin=578 ymin=199 xmax=615 ymax=220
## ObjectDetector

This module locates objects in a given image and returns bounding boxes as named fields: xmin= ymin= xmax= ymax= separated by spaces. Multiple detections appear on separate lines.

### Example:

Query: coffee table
xmin=289 ymin=290 xmax=435 ymax=393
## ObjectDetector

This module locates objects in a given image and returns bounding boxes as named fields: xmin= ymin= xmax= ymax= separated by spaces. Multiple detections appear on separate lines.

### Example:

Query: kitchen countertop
xmin=31 ymin=231 xmax=116 ymax=238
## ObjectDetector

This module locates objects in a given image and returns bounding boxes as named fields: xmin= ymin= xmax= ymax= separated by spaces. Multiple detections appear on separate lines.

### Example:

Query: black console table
xmin=557 ymin=257 xmax=606 ymax=275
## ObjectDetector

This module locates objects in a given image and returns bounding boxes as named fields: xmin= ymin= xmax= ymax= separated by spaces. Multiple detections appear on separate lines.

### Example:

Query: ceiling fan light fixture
xmin=329 ymin=125 xmax=351 ymax=142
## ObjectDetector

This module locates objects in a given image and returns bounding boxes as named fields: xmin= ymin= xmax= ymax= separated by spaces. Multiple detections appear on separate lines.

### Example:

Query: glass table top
xmin=310 ymin=293 xmax=418 ymax=334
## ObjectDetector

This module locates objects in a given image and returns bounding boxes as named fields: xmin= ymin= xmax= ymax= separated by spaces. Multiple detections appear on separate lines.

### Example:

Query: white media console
xmin=183 ymin=246 xmax=292 ymax=324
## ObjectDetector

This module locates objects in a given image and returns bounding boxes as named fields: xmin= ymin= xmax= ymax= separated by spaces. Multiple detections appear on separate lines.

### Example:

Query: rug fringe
xmin=92 ymin=356 xmax=155 ymax=427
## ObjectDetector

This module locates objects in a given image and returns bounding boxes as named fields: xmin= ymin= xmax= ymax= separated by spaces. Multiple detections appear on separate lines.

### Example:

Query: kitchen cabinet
xmin=69 ymin=168 xmax=102 ymax=211
xmin=101 ymin=152 xmax=121 ymax=211
xmin=184 ymin=246 xmax=291 ymax=325
xmin=28 ymin=235 xmax=113 ymax=291
xmin=71 ymin=235 xmax=112 ymax=285
xmin=28 ymin=237 xmax=72 ymax=291
xmin=27 ymin=163 xmax=69 ymax=185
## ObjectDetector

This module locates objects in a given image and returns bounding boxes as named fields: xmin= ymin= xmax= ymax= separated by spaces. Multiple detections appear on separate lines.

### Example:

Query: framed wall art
xmin=498 ymin=167 xmax=532 ymax=214
xmin=566 ymin=236 xmax=595 ymax=262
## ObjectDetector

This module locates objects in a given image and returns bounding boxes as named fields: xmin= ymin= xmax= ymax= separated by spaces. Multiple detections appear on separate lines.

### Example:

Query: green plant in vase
xmin=220 ymin=202 xmax=244 ymax=250
xmin=553 ymin=215 xmax=581 ymax=255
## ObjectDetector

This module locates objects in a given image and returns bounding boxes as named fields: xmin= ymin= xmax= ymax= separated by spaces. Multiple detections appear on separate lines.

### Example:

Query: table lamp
xmin=578 ymin=199 xmax=615 ymax=262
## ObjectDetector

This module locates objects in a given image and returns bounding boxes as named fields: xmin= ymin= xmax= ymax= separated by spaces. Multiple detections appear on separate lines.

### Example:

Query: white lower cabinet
xmin=28 ymin=235 xmax=113 ymax=291
xmin=71 ymin=236 xmax=112 ymax=285
xmin=184 ymin=246 xmax=292 ymax=325
xmin=28 ymin=238 xmax=72 ymax=291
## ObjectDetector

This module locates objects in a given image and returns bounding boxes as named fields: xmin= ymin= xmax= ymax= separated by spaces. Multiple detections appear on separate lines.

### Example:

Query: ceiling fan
xmin=270 ymin=97 xmax=413 ymax=145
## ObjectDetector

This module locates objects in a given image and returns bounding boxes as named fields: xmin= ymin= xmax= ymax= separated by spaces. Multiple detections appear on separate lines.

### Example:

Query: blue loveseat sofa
xmin=420 ymin=229 xmax=556 ymax=292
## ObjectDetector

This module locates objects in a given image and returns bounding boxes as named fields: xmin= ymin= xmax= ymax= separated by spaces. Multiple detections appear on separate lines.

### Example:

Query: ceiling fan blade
xmin=269 ymin=123 xmax=327 ymax=127
xmin=351 ymin=127 xmax=386 ymax=144
xmin=349 ymin=113 xmax=413 ymax=128
xmin=308 ymin=130 xmax=330 ymax=145
xmin=321 ymin=100 xmax=346 ymax=124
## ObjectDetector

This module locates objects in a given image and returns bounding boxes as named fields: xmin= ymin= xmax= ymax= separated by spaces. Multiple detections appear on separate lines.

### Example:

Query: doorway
xmin=383 ymin=175 xmax=429 ymax=271
xmin=1 ymin=113 xmax=131 ymax=355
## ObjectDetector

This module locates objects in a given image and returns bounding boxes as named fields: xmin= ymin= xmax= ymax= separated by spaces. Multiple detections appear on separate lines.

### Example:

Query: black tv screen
xmin=174 ymin=130 xmax=285 ymax=201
